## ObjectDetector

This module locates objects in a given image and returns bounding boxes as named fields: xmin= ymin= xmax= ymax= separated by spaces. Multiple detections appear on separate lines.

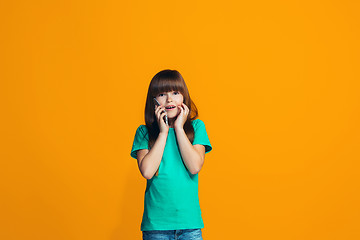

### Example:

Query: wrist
xmin=159 ymin=131 xmax=168 ymax=137
xmin=174 ymin=126 xmax=184 ymax=133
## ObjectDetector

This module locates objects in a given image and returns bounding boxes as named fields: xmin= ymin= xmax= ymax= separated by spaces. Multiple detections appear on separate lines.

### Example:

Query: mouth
xmin=165 ymin=105 xmax=177 ymax=111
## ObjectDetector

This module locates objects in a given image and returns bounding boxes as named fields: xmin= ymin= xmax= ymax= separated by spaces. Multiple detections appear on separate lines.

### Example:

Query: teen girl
xmin=130 ymin=69 xmax=212 ymax=240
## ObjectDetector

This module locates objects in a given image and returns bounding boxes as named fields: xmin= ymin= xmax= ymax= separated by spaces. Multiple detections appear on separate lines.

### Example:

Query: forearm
xmin=140 ymin=132 xmax=167 ymax=179
xmin=175 ymin=127 xmax=203 ymax=174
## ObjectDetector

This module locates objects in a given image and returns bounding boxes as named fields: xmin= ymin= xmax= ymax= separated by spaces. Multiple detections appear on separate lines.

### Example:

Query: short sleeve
xmin=130 ymin=125 xmax=149 ymax=159
xmin=192 ymin=119 xmax=212 ymax=154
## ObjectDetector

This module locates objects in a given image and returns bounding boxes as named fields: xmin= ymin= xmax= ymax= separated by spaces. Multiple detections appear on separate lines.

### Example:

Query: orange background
xmin=1 ymin=0 xmax=359 ymax=239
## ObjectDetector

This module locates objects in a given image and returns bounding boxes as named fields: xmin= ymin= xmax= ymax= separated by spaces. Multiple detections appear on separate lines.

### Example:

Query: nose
xmin=166 ymin=93 xmax=173 ymax=102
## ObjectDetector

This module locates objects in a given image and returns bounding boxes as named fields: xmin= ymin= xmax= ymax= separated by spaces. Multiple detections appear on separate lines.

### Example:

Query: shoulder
xmin=137 ymin=124 xmax=148 ymax=131
xmin=191 ymin=119 xmax=205 ymax=128
xmin=135 ymin=124 xmax=149 ymax=137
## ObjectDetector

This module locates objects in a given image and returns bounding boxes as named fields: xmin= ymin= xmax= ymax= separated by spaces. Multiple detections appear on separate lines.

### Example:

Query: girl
xmin=130 ymin=69 xmax=212 ymax=240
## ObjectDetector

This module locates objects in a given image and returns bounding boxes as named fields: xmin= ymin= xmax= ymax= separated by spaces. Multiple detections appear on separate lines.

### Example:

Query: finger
xmin=160 ymin=107 xmax=166 ymax=115
xmin=160 ymin=111 xmax=167 ymax=118
xmin=155 ymin=105 xmax=163 ymax=113
xmin=156 ymin=109 xmax=162 ymax=120
xmin=160 ymin=111 xmax=167 ymax=122
xmin=181 ymin=103 xmax=186 ymax=112
xmin=155 ymin=106 xmax=161 ymax=117
xmin=179 ymin=106 xmax=183 ymax=113
xmin=157 ymin=106 xmax=165 ymax=114
xmin=156 ymin=108 xmax=163 ymax=121
xmin=181 ymin=104 xmax=188 ymax=117
xmin=182 ymin=105 xmax=187 ymax=115
xmin=157 ymin=110 xmax=166 ymax=122
xmin=155 ymin=106 xmax=165 ymax=116
xmin=184 ymin=104 xmax=189 ymax=115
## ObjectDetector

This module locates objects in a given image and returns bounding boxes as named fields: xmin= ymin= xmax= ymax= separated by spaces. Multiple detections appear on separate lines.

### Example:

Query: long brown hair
xmin=145 ymin=69 xmax=198 ymax=149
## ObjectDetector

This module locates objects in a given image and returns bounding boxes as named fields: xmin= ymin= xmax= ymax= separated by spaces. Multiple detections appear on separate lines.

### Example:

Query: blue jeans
xmin=142 ymin=228 xmax=203 ymax=240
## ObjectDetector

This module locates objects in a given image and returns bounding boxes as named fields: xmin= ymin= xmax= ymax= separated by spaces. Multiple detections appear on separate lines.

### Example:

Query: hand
xmin=174 ymin=103 xmax=189 ymax=130
xmin=155 ymin=105 xmax=169 ymax=134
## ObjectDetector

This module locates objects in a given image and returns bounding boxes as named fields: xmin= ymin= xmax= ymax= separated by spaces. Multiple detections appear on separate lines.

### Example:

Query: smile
xmin=165 ymin=106 xmax=177 ymax=111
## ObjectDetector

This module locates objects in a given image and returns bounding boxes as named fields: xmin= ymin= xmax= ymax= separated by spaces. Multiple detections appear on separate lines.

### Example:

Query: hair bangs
xmin=150 ymin=75 xmax=185 ymax=97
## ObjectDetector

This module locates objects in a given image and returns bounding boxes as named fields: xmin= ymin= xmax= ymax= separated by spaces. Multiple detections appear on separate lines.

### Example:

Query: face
xmin=155 ymin=90 xmax=184 ymax=119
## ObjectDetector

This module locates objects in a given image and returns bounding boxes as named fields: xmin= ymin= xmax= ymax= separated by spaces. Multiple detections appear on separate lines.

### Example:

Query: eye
xmin=174 ymin=91 xmax=179 ymax=95
xmin=158 ymin=93 xmax=164 ymax=97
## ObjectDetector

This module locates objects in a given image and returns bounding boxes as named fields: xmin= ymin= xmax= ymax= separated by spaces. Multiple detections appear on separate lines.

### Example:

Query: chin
xmin=168 ymin=111 xmax=179 ymax=118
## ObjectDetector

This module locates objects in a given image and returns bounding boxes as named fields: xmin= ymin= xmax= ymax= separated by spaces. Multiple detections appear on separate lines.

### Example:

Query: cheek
xmin=174 ymin=106 xmax=180 ymax=115
xmin=177 ymin=96 xmax=184 ymax=103
xmin=158 ymin=98 xmax=166 ymax=105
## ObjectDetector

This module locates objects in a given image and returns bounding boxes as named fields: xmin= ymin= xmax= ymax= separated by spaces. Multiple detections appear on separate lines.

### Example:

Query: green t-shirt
xmin=130 ymin=119 xmax=212 ymax=231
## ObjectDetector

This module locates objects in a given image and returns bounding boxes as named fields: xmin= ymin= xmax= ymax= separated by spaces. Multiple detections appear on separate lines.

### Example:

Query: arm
xmin=136 ymin=132 xmax=167 ymax=179
xmin=175 ymin=127 xmax=205 ymax=175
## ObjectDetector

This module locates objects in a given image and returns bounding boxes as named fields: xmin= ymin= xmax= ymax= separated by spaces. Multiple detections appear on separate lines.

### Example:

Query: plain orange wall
xmin=1 ymin=0 xmax=359 ymax=239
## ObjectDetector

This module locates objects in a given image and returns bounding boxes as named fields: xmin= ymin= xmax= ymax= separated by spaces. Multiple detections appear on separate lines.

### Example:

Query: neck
xmin=168 ymin=118 xmax=175 ymax=128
